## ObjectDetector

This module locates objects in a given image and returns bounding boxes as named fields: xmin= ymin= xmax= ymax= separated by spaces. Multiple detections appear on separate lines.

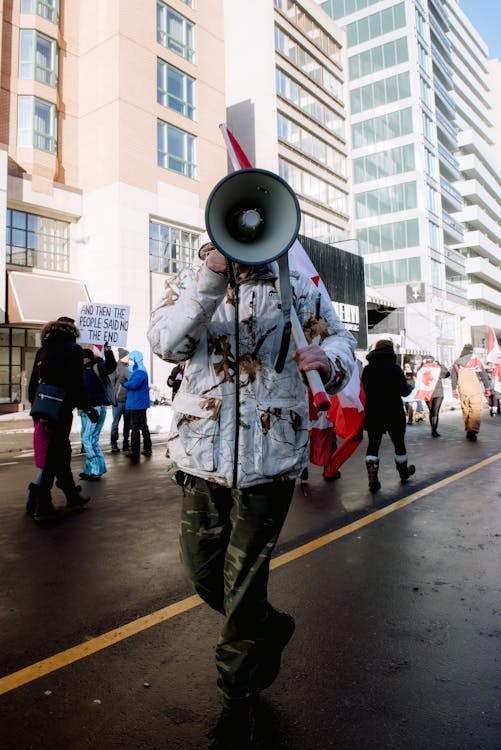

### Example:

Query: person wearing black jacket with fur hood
xmin=362 ymin=339 xmax=416 ymax=492
xmin=28 ymin=317 xmax=99 ymax=521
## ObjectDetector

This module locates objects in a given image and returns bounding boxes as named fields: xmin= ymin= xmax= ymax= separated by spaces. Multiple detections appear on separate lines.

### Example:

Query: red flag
xmin=219 ymin=124 xmax=364 ymax=472
xmin=486 ymin=327 xmax=501 ymax=365
xmin=219 ymin=123 xmax=252 ymax=170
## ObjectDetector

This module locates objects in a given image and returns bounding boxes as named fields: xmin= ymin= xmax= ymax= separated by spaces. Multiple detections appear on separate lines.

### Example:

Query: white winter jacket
xmin=148 ymin=261 xmax=356 ymax=488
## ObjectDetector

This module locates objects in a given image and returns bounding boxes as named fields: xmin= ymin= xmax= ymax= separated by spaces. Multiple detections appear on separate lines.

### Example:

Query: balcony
xmin=438 ymin=143 xmax=461 ymax=180
xmin=440 ymin=176 xmax=462 ymax=212
xmin=446 ymin=280 xmax=467 ymax=302
xmin=442 ymin=210 xmax=464 ymax=242
xmin=430 ymin=14 xmax=451 ymax=54
xmin=431 ymin=44 xmax=453 ymax=85
xmin=434 ymin=74 xmax=455 ymax=105
xmin=454 ymin=230 xmax=501 ymax=265
xmin=465 ymin=256 xmax=501 ymax=291
xmin=467 ymin=283 xmax=501 ymax=311
xmin=456 ymin=205 xmax=501 ymax=245
xmin=435 ymin=111 xmax=458 ymax=149
xmin=444 ymin=246 xmax=466 ymax=275
xmin=429 ymin=0 xmax=450 ymax=29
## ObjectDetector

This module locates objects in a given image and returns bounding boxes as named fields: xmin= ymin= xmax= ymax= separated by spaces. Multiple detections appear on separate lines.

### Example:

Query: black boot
xmin=209 ymin=700 xmax=256 ymax=750
xmin=366 ymin=459 xmax=381 ymax=492
xmin=56 ymin=479 xmax=91 ymax=510
xmin=26 ymin=483 xmax=38 ymax=517
xmin=257 ymin=609 xmax=295 ymax=691
xmin=32 ymin=487 xmax=64 ymax=522
xmin=395 ymin=459 xmax=415 ymax=483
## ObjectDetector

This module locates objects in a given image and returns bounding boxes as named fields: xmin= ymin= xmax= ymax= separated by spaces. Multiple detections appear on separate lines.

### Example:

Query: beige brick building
xmin=0 ymin=0 xmax=227 ymax=411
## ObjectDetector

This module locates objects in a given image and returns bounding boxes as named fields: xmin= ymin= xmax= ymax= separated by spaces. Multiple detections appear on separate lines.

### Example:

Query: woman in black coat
xmin=27 ymin=317 xmax=98 ymax=521
xmin=361 ymin=339 xmax=415 ymax=491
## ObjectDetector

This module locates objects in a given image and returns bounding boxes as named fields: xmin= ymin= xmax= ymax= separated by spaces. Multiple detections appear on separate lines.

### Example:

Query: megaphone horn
xmin=205 ymin=168 xmax=301 ymax=265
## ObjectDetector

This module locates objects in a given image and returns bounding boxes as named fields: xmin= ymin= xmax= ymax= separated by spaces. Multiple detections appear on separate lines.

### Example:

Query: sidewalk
xmin=0 ymin=404 xmax=173 ymax=436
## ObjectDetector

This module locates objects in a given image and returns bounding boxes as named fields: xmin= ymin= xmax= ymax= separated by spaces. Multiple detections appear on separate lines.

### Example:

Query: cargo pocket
xmin=169 ymin=392 xmax=222 ymax=472
xmin=254 ymin=401 xmax=309 ymax=477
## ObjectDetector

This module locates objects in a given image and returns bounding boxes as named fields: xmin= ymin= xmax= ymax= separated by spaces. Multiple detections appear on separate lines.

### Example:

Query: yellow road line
xmin=1 ymin=452 xmax=499 ymax=697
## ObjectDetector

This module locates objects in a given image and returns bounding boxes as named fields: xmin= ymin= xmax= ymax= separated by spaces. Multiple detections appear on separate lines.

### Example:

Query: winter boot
xmin=366 ymin=458 xmax=381 ymax=492
xmin=33 ymin=487 xmax=64 ymax=522
xmin=395 ymin=457 xmax=415 ymax=483
xmin=56 ymin=479 xmax=91 ymax=510
xmin=26 ymin=483 xmax=39 ymax=516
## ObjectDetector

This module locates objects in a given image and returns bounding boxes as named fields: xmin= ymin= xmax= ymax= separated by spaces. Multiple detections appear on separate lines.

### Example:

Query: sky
xmin=457 ymin=0 xmax=501 ymax=60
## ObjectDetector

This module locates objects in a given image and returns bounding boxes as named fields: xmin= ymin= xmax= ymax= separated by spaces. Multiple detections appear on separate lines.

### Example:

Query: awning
xmin=365 ymin=286 xmax=399 ymax=308
xmin=7 ymin=271 xmax=90 ymax=325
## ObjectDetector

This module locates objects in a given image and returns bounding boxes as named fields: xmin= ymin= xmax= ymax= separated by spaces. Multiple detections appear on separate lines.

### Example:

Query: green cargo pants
xmin=178 ymin=474 xmax=295 ymax=704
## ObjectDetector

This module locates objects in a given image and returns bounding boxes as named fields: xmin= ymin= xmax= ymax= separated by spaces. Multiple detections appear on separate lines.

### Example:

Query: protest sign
xmin=76 ymin=302 xmax=130 ymax=346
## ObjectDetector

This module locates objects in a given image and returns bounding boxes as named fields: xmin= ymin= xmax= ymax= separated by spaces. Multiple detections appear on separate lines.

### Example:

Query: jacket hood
xmin=366 ymin=344 xmax=397 ymax=364
xmin=40 ymin=319 xmax=80 ymax=349
xmin=128 ymin=350 xmax=145 ymax=370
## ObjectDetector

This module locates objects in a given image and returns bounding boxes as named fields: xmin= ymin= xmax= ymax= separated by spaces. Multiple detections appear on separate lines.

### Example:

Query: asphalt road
xmin=0 ymin=408 xmax=500 ymax=749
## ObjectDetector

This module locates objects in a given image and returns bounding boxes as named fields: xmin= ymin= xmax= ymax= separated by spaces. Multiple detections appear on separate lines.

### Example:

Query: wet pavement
xmin=0 ymin=408 xmax=500 ymax=749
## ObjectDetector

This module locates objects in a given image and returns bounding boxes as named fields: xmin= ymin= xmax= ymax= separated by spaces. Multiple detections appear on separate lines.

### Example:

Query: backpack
xmin=93 ymin=363 xmax=117 ymax=406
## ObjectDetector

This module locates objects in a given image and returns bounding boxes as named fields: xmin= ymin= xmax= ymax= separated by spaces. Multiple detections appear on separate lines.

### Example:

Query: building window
xmin=348 ymin=36 xmax=408 ymax=80
xmin=365 ymin=256 xmax=421 ymax=286
xmin=6 ymin=208 xmax=69 ymax=272
xmin=352 ymin=106 xmax=413 ymax=149
xmin=19 ymin=30 xmax=58 ymax=87
xmin=274 ymin=0 xmax=342 ymax=64
xmin=279 ymin=158 xmax=348 ymax=215
xmin=358 ymin=219 xmax=419 ymax=255
xmin=180 ymin=0 xmax=195 ymax=7
xmin=355 ymin=181 xmax=417 ymax=219
xmin=17 ymin=96 xmax=57 ymax=153
xmin=321 ymin=0 xmax=380 ymax=19
xmin=276 ymin=68 xmax=345 ymax=139
xmin=157 ymin=59 xmax=195 ymax=119
xmin=157 ymin=2 xmax=195 ymax=63
xmin=0 ymin=328 xmax=41 ymax=405
xmin=149 ymin=221 xmax=199 ymax=274
xmin=157 ymin=120 xmax=196 ymax=178
xmin=277 ymin=114 xmax=346 ymax=176
xmin=21 ymin=0 xmax=59 ymax=24
xmin=353 ymin=144 xmax=415 ymax=184
xmin=347 ymin=2 xmax=406 ymax=47
xmin=350 ymin=71 xmax=410 ymax=114
xmin=275 ymin=27 xmax=344 ymax=102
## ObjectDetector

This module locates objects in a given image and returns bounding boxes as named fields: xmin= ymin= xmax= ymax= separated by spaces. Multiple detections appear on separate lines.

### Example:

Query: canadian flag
xmin=219 ymin=123 xmax=364 ymax=475
xmin=486 ymin=327 xmax=501 ymax=366
xmin=414 ymin=363 xmax=441 ymax=402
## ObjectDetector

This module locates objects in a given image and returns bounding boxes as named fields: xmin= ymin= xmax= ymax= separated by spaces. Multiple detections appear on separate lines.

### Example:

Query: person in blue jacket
xmin=123 ymin=350 xmax=152 ymax=464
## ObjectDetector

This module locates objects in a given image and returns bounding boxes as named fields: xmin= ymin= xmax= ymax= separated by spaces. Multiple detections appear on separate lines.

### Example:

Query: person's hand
xmin=485 ymin=389 xmax=491 ymax=398
xmin=205 ymin=247 xmax=228 ymax=275
xmin=291 ymin=344 xmax=331 ymax=383
xmin=452 ymin=389 xmax=458 ymax=399
xmin=104 ymin=341 xmax=111 ymax=351
xmin=87 ymin=407 xmax=99 ymax=423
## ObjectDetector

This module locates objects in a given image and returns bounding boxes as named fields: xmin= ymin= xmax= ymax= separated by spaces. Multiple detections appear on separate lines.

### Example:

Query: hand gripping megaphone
xmin=205 ymin=168 xmax=330 ymax=410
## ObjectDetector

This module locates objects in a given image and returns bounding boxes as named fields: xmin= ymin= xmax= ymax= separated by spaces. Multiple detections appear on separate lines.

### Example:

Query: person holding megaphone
xmin=148 ymin=169 xmax=356 ymax=749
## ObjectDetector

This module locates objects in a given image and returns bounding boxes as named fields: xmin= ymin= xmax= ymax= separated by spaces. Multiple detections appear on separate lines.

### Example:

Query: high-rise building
xmin=320 ymin=0 xmax=501 ymax=362
xmin=224 ymin=0 xmax=351 ymax=246
xmin=445 ymin=0 xmax=501 ymax=348
xmin=0 ymin=0 xmax=227 ymax=412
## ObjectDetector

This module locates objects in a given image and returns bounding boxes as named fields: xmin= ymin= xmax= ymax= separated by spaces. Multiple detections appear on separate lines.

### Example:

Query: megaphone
xmin=205 ymin=168 xmax=301 ymax=265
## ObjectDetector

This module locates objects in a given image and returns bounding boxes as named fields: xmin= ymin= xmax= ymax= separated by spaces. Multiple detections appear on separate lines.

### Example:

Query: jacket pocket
xmin=254 ymin=401 xmax=309 ymax=477
xmin=169 ymin=392 xmax=222 ymax=472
